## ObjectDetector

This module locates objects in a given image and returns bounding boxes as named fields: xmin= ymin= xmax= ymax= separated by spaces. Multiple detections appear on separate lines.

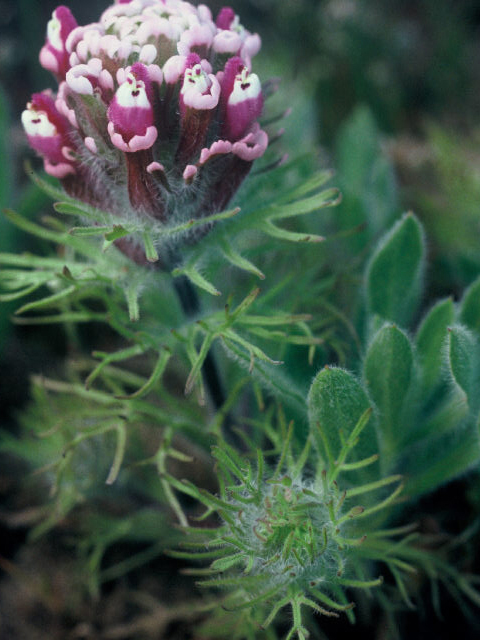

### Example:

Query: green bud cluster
xmin=173 ymin=428 xmax=405 ymax=638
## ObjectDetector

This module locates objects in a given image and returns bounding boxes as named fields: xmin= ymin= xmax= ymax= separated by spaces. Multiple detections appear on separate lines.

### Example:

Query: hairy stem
xmin=173 ymin=275 xmax=226 ymax=413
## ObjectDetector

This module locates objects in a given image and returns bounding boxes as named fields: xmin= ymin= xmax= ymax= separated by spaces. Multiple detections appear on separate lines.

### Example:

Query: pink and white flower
xmin=39 ymin=6 xmax=78 ymax=81
xmin=107 ymin=62 xmax=158 ymax=151
xmin=23 ymin=1 xmax=280 ymax=266
xmin=22 ymin=92 xmax=76 ymax=178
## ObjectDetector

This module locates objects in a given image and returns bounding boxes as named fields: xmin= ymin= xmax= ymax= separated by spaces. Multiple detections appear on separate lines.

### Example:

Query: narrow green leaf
xmin=365 ymin=213 xmax=425 ymax=326
xmin=116 ymin=349 xmax=170 ymax=400
xmin=125 ymin=284 xmax=140 ymax=322
xmin=105 ymin=424 xmax=127 ymax=485
xmin=3 ymin=208 xmax=66 ymax=243
xmin=13 ymin=311 xmax=107 ymax=325
xmin=0 ymin=283 xmax=42 ymax=302
xmin=163 ymin=206 xmax=240 ymax=236
xmin=172 ymin=265 xmax=220 ymax=296
xmin=14 ymin=285 xmax=76 ymax=315
xmin=226 ymin=288 xmax=260 ymax=324
xmin=220 ymin=340 xmax=306 ymax=419
xmin=54 ymin=201 xmax=103 ymax=221
xmin=86 ymin=345 xmax=145 ymax=390
xmin=222 ymin=243 xmax=265 ymax=279
xmin=185 ymin=334 xmax=215 ymax=395
xmin=261 ymin=220 xmax=325 ymax=243
xmin=25 ymin=162 xmax=69 ymax=202
xmin=416 ymin=298 xmax=455 ymax=390
xmin=142 ymin=232 xmax=159 ymax=263
xmin=265 ymin=187 xmax=341 ymax=220
xmin=238 ymin=313 xmax=312 ymax=327
xmin=69 ymin=225 xmax=112 ymax=237
xmin=223 ymin=329 xmax=283 ymax=367
xmin=277 ymin=169 xmax=334 ymax=203
xmin=363 ymin=324 xmax=414 ymax=451
xmin=0 ymin=253 xmax=69 ymax=269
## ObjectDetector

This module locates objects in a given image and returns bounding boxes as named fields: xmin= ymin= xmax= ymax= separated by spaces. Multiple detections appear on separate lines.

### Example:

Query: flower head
xmin=23 ymin=1 xmax=271 ymax=266
xmin=22 ymin=92 xmax=76 ymax=178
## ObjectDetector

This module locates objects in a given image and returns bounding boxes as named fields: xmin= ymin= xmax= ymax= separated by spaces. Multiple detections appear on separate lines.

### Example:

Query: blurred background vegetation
xmin=0 ymin=0 xmax=479 ymax=638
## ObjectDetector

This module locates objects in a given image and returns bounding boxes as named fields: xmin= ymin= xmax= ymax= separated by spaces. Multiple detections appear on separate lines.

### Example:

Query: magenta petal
xmin=54 ymin=6 xmax=78 ymax=44
xmin=232 ymin=126 xmax=268 ymax=162
xmin=109 ymin=103 xmax=154 ymax=139
xmin=216 ymin=7 xmax=236 ymax=30
xmin=224 ymin=94 xmax=263 ymax=141
xmin=107 ymin=63 xmax=156 ymax=142
xmin=39 ymin=6 xmax=77 ymax=81
xmin=26 ymin=134 xmax=64 ymax=163
xmin=199 ymin=140 xmax=233 ymax=165
xmin=221 ymin=56 xmax=245 ymax=102
xmin=30 ymin=92 xmax=70 ymax=136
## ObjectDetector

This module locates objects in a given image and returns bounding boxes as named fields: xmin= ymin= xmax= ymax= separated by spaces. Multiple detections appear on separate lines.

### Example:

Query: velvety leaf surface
xmin=363 ymin=324 xmax=414 ymax=452
xmin=365 ymin=213 xmax=425 ymax=327
xmin=308 ymin=366 xmax=378 ymax=475
xmin=416 ymin=297 xmax=455 ymax=390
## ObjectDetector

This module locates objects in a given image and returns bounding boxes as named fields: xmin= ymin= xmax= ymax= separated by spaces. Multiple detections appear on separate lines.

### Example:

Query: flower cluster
xmin=22 ymin=1 xmax=269 ymax=265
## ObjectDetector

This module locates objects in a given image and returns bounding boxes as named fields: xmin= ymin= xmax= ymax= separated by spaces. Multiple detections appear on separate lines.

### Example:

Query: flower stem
xmin=173 ymin=275 xmax=226 ymax=413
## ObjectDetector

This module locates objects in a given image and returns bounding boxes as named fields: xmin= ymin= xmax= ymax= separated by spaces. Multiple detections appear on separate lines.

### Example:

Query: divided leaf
xmin=365 ymin=213 xmax=425 ymax=327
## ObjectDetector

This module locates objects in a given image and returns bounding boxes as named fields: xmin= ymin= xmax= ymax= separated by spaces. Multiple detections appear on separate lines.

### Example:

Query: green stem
xmin=173 ymin=275 xmax=226 ymax=413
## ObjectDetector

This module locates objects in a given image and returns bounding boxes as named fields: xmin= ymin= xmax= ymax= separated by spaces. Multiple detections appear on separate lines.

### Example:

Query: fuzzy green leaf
xmin=116 ymin=349 xmax=171 ymax=400
xmin=446 ymin=325 xmax=476 ymax=404
xmin=365 ymin=213 xmax=425 ymax=327
xmin=69 ymin=225 xmax=112 ymax=237
xmin=222 ymin=243 xmax=265 ymax=279
xmin=404 ymin=423 xmax=480 ymax=498
xmin=25 ymin=162 xmax=71 ymax=202
xmin=416 ymin=298 xmax=455 ymax=390
xmin=172 ymin=265 xmax=221 ymax=296
xmin=261 ymin=220 xmax=325 ymax=243
xmin=54 ymin=201 xmax=108 ymax=222
xmin=14 ymin=285 xmax=77 ymax=315
xmin=307 ymin=366 xmax=377 ymax=474
xmin=142 ymin=232 xmax=159 ymax=263
xmin=363 ymin=325 xmax=414 ymax=452
xmin=459 ymin=277 xmax=480 ymax=335
xmin=261 ymin=187 xmax=341 ymax=221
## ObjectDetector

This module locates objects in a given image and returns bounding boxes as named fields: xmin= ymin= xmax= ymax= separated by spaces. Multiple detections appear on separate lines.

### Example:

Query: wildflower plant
xmin=2 ymin=1 xmax=480 ymax=639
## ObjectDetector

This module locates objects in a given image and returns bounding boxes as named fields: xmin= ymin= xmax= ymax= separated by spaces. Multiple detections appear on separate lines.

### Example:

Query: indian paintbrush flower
xmin=22 ymin=1 xmax=270 ymax=266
